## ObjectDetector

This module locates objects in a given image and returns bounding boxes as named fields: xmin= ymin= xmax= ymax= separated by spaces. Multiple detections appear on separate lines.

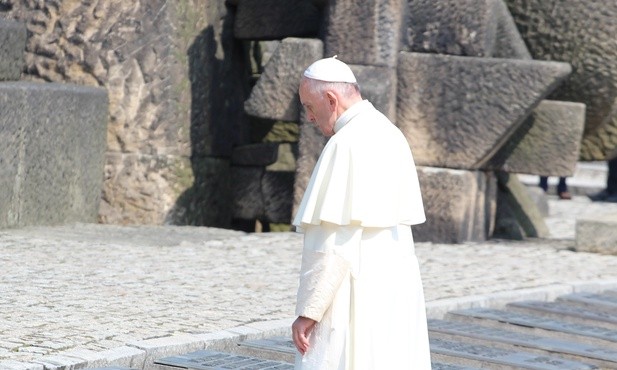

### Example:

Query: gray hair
xmin=302 ymin=78 xmax=361 ymax=99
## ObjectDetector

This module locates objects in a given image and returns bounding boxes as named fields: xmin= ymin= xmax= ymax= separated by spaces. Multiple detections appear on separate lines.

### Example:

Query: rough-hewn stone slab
xmin=396 ymin=52 xmax=571 ymax=169
xmin=0 ymin=19 xmax=26 ymax=81
xmin=506 ymin=0 xmax=617 ymax=160
xmin=412 ymin=167 xmax=496 ymax=243
xmin=486 ymin=100 xmax=585 ymax=176
xmin=234 ymin=0 xmax=321 ymax=40
xmin=493 ymin=172 xmax=549 ymax=239
xmin=324 ymin=0 xmax=405 ymax=67
xmin=492 ymin=0 xmax=531 ymax=59
xmin=429 ymin=319 xmax=617 ymax=368
xmin=155 ymin=349 xmax=293 ymax=369
xmin=231 ymin=167 xmax=264 ymax=220
xmin=403 ymin=0 xmax=497 ymax=57
xmin=507 ymin=301 xmax=617 ymax=330
xmin=447 ymin=308 xmax=617 ymax=348
xmin=231 ymin=143 xmax=279 ymax=167
xmin=0 ymin=82 xmax=108 ymax=229
xmin=429 ymin=337 xmax=594 ymax=369
xmin=263 ymin=170 xmax=294 ymax=224
xmin=244 ymin=38 xmax=323 ymax=122
xmin=292 ymin=121 xmax=327 ymax=220
xmin=576 ymin=214 xmax=617 ymax=256
xmin=349 ymin=65 xmax=397 ymax=122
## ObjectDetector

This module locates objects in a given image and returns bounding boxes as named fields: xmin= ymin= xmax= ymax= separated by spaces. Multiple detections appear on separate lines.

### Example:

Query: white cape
xmin=293 ymin=101 xmax=431 ymax=369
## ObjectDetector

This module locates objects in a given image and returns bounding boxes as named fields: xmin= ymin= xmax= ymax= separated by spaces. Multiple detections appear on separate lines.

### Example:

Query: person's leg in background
xmin=589 ymin=157 xmax=617 ymax=202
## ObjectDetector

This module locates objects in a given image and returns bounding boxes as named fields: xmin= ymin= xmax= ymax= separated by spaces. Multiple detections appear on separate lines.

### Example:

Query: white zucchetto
xmin=303 ymin=56 xmax=357 ymax=83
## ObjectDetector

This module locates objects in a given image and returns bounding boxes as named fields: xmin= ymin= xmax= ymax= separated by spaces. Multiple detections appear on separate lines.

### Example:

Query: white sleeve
xmin=295 ymin=222 xmax=362 ymax=322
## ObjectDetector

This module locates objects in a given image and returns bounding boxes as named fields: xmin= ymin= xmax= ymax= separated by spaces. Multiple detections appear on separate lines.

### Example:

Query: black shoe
xmin=604 ymin=193 xmax=617 ymax=203
xmin=588 ymin=189 xmax=611 ymax=201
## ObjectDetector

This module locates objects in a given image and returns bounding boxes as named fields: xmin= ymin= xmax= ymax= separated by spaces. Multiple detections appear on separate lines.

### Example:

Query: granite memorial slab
xmin=155 ymin=349 xmax=293 ymax=370
xmin=557 ymin=292 xmax=617 ymax=311
xmin=429 ymin=337 xmax=595 ymax=369
xmin=238 ymin=337 xmax=296 ymax=355
xmin=448 ymin=308 xmax=617 ymax=348
xmin=429 ymin=319 xmax=617 ymax=368
xmin=507 ymin=301 xmax=617 ymax=330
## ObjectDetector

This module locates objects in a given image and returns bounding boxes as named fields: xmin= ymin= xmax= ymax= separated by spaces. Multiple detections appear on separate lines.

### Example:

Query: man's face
xmin=299 ymin=79 xmax=337 ymax=137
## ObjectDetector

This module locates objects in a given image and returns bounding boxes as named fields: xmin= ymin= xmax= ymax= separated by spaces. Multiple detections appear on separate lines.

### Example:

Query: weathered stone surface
xmin=396 ymin=52 xmax=571 ymax=169
xmin=1 ymin=1 xmax=251 ymax=225
xmin=0 ymin=19 xmax=26 ymax=81
xmin=412 ymin=167 xmax=496 ymax=243
xmin=492 ymin=0 xmax=531 ymax=60
xmin=263 ymin=171 xmax=294 ymax=224
xmin=349 ymin=65 xmax=397 ymax=122
xmin=506 ymin=0 xmax=617 ymax=160
xmin=487 ymin=100 xmax=586 ymax=176
xmin=558 ymin=292 xmax=617 ymax=312
xmin=231 ymin=143 xmax=279 ymax=167
xmin=430 ymin=337 xmax=594 ymax=370
xmin=448 ymin=307 xmax=617 ymax=348
xmin=0 ymin=82 xmax=108 ymax=229
xmin=324 ymin=0 xmax=405 ymax=67
xmin=231 ymin=167 xmax=264 ymax=221
xmin=244 ymin=38 xmax=323 ymax=122
xmin=429 ymin=319 xmax=617 ymax=368
xmin=493 ymin=172 xmax=549 ymax=239
xmin=292 ymin=121 xmax=327 ymax=220
xmin=508 ymin=300 xmax=617 ymax=331
xmin=403 ymin=0 xmax=497 ymax=57
xmin=576 ymin=214 xmax=617 ymax=256
xmin=232 ymin=143 xmax=296 ymax=223
xmin=156 ymin=349 xmax=293 ymax=370
xmin=233 ymin=0 xmax=321 ymax=40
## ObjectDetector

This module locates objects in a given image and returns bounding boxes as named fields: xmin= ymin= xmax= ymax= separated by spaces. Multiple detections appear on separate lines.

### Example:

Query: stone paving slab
xmin=0 ymin=196 xmax=616 ymax=368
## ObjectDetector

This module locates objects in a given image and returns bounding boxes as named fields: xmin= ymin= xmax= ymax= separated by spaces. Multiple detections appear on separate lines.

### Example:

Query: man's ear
xmin=326 ymin=91 xmax=338 ymax=112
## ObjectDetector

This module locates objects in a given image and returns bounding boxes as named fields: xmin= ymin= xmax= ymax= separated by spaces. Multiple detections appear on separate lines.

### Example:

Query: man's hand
xmin=292 ymin=316 xmax=317 ymax=355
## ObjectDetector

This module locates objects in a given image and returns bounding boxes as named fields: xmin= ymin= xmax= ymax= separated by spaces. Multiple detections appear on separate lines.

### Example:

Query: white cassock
xmin=293 ymin=100 xmax=432 ymax=370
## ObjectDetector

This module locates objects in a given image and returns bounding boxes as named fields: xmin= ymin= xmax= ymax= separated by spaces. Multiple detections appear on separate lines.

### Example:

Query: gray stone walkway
xmin=1 ymin=195 xmax=617 ymax=368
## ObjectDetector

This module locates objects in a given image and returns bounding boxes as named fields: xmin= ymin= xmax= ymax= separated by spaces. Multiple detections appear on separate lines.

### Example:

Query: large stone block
xmin=231 ymin=166 xmax=264 ymax=220
xmin=403 ymin=0 xmax=497 ymax=57
xmin=234 ymin=0 xmax=322 ymax=40
xmin=486 ymin=100 xmax=585 ymax=176
xmin=350 ymin=65 xmax=397 ymax=122
xmin=396 ymin=52 xmax=571 ymax=169
xmin=0 ymin=82 xmax=108 ymax=228
xmin=0 ymin=19 xmax=26 ymax=81
xmin=292 ymin=121 xmax=327 ymax=219
xmin=493 ymin=171 xmax=549 ymax=239
xmin=492 ymin=0 xmax=531 ymax=59
xmin=576 ymin=214 xmax=617 ymax=255
xmin=324 ymin=0 xmax=405 ymax=67
xmin=2 ymin=1 xmax=251 ymax=225
xmin=412 ymin=167 xmax=496 ymax=243
xmin=263 ymin=170 xmax=294 ymax=223
xmin=244 ymin=38 xmax=323 ymax=122
xmin=506 ymin=0 xmax=617 ymax=160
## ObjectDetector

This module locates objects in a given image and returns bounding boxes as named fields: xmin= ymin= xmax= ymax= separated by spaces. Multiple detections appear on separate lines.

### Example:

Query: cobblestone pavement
xmin=0 ymin=196 xmax=617 ymax=368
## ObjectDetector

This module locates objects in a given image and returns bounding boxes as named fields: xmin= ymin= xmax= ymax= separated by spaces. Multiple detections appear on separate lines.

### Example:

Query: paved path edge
xmin=6 ymin=279 xmax=617 ymax=370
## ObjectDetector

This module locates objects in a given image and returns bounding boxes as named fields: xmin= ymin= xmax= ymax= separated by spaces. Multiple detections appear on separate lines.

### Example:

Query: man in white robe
xmin=291 ymin=56 xmax=432 ymax=370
